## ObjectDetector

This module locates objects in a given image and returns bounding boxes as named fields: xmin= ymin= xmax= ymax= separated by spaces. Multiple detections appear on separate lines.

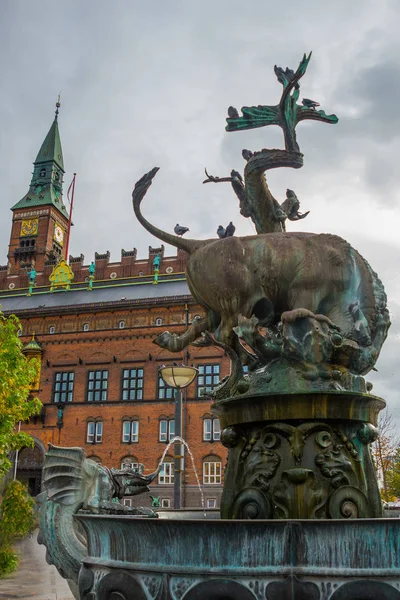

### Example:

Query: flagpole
xmin=65 ymin=173 xmax=76 ymax=262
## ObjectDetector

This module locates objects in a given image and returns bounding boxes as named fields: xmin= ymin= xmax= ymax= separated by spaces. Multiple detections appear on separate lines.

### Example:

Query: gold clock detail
xmin=21 ymin=219 xmax=39 ymax=237
xmin=54 ymin=224 xmax=64 ymax=246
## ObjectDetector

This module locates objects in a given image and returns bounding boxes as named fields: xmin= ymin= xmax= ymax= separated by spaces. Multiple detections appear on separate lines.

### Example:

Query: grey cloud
xmin=0 ymin=0 xmax=400 ymax=425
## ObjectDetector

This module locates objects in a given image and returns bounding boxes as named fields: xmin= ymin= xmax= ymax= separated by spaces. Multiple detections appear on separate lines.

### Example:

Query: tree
xmin=371 ymin=408 xmax=399 ymax=502
xmin=0 ymin=480 xmax=36 ymax=578
xmin=0 ymin=311 xmax=41 ymax=477
xmin=0 ymin=311 xmax=41 ymax=577
xmin=386 ymin=448 xmax=400 ymax=499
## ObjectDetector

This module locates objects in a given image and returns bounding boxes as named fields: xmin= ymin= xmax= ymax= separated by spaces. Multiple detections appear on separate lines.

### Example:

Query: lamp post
xmin=159 ymin=365 xmax=198 ymax=509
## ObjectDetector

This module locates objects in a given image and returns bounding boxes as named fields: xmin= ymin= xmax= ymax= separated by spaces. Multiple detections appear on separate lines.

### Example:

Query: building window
xmin=119 ymin=320 xmax=125 ymax=329
xmin=203 ymin=458 xmax=222 ymax=485
xmin=158 ymin=461 xmax=174 ymax=484
xmin=157 ymin=374 xmax=174 ymax=400
xmin=161 ymin=498 xmax=171 ymax=508
xmin=155 ymin=317 xmax=163 ymax=326
xmin=49 ymin=326 xmax=55 ymax=334
xmin=197 ymin=364 xmax=220 ymax=396
xmin=159 ymin=419 xmax=175 ymax=442
xmin=122 ymin=420 xmax=139 ymax=443
xmin=207 ymin=498 xmax=217 ymax=509
xmin=123 ymin=498 xmax=132 ymax=507
xmin=121 ymin=368 xmax=144 ymax=401
xmin=121 ymin=458 xmax=143 ymax=472
xmin=243 ymin=365 xmax=249 ymax=375
xmin=53 ymin=372 xmax=74 ymax=403
xmin=83 ymin=323 xmax=89 ymax=332
xmin=203 ymin=418 xmax=221 ymax=441
xmin=87 ymin=421 xmax=103 ymax=444
xmin=39 ymin=168 xmax=46 ymax=177
xmin=87 ymin=370 xmax=108 ymax=402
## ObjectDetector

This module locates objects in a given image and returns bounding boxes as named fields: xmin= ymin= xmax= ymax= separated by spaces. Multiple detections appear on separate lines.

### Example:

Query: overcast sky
xmin=1 ymin=0 xmax=399 ymax=425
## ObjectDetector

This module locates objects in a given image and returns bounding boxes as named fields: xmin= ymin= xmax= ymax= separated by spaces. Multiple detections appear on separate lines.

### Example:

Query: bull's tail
xmin=132 ymin=168 xmax=200 ymax=255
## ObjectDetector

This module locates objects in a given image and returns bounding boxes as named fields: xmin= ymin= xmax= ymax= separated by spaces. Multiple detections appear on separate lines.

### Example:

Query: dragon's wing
xmin=42 ymin=444 xmax=87 ymax=506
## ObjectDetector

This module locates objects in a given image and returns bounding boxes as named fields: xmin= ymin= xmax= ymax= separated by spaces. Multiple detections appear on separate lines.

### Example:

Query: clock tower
xmin=8 ymin=99 xmax=70 ymax=273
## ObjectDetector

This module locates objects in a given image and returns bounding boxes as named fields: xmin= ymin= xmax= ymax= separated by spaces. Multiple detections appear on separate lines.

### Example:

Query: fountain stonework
xmin=38 ymin=53 xmax=400 ymax=600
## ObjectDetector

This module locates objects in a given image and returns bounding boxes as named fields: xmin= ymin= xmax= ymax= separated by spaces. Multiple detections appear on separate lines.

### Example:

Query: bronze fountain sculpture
xmin=37 ymin=53 xmax=400 ymax=600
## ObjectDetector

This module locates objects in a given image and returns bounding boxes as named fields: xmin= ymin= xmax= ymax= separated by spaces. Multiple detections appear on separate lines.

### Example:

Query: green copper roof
xmin=11 ymin=185 xmax=69 ymax=218
xmin=22 ymin=334 xmax=42 ymax=352
xmin=35 ymin=117 xmax=64 ymax=170
xmin=11 ymin=111 xmax=69 ymax=219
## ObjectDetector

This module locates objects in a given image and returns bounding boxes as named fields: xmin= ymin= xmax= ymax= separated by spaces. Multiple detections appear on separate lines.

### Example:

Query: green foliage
xmin=0 ymin=480 xmax=36 ymax=578
xmin=386 ymin=447 xmax=400 ymax=499
xmin=0 ymin=548 xmax=18 ymax=579
xmin=0 ymin=480 xmax=36 ymax=543
xmin=0 ymin=312 xmax=41 ymax=477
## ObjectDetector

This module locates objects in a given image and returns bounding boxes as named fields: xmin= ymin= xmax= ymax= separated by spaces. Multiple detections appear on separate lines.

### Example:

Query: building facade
xmin=1 ymin=107 xmax=229 ymax=509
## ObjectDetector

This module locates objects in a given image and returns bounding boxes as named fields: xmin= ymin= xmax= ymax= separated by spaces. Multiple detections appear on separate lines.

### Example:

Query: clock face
xmin=54 ymin=224 xmax=64 ymax=246
xmin=21 ymin=219 xmax=38 ymax=237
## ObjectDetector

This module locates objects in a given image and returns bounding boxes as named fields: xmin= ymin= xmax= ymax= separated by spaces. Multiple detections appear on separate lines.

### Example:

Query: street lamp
xmin=159 ymin=364 xmax=198 ymax=509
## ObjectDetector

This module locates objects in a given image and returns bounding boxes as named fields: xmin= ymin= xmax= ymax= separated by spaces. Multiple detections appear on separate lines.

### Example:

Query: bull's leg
xmin=153 ymin=311 xmax=219 ymax=352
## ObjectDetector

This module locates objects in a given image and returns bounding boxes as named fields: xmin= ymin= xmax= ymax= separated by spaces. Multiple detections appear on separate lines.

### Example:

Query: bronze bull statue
xmin=132 ymin=168 xmax=390 ymax=378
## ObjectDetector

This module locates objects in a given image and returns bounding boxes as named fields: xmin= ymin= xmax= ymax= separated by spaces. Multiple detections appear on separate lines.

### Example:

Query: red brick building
xmin=1 ymin=107 xmax=229 ymax=509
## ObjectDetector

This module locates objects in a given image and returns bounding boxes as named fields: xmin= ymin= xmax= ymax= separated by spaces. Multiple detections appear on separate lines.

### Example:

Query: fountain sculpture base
xmin=213 ymin=391 xmax=385 ymax=520
xmin=76 ymin=514 xmax=400 ymax=600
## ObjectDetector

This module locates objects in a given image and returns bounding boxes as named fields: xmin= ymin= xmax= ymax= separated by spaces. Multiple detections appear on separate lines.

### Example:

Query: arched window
xmin=203 ymin=417 xmax=220 ymax=441
xmin=87 ymin=420 xmax=103 ymax=444
xmin=119 ymin=320 xmax=125 ymax=329
xmin=155 ymin=317 xmax=163 ymax=326
xmin=122 ymin=420 xmax=139 ymax=443
xmin=158 ymin=457 xmax=174 ymax=484
xmin=83 ymin=323 xmax=89 ymax=332
xmin=39 ymin=168 xmax=46 ymax=177
xmin=49 ymin=326 xmax=55 ymax=334
xmin=159 ymin=418 xmax=175 ymax=442
xmin=203 ymin=455 xmax=222 ymax=485
xmin=120 ymin=456 xmax=143 ymax=472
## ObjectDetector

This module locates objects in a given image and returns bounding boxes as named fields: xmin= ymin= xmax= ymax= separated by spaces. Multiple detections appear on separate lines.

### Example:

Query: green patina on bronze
xmin=129 ymin=52 xmax=390 ymax=520
xmin=36 ymin=50 xmax=399 ymax=599
xmin=225 ymin=53 xmax=338 ymax=153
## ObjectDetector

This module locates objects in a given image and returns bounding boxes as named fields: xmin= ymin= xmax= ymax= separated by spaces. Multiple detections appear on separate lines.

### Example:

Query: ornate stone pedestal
xmin=214 ymin=391 xmax=384 ymax=520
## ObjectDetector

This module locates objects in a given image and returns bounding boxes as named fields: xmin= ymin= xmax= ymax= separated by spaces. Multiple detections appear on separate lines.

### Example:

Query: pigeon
xmin=302 ymin=98 xmax=320 ymax=110
xmin=174 ymin=224 xmax=189 ymax=236
xmin=217 ymin=225 xmax=226 ymax=239
xmin=225 ymin=222 xmax=236 ymax=237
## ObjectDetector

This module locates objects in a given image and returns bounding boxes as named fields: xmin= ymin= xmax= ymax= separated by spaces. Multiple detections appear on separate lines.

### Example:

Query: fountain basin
xmin=76 ymin=514 xmax=400 ymax=599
